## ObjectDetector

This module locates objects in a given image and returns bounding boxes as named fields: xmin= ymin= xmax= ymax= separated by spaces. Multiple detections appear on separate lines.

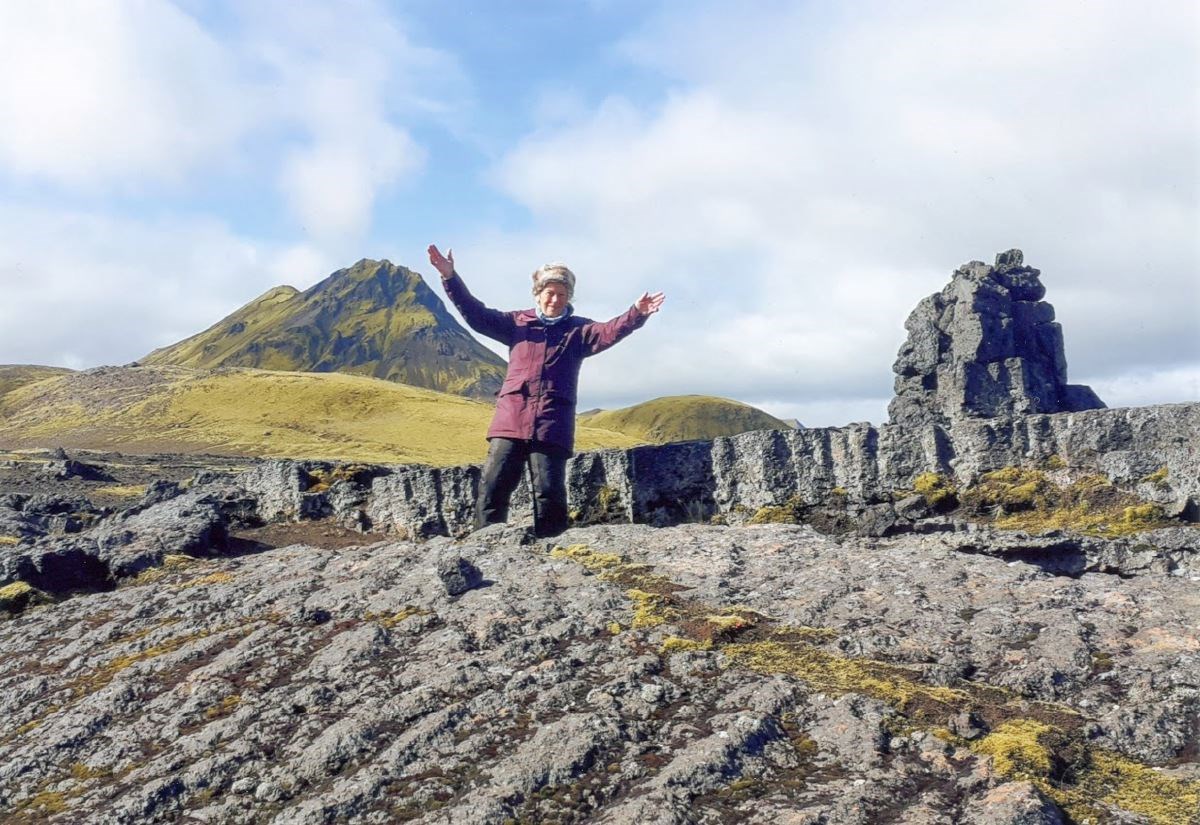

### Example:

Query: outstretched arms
xmin=580 ymin=291 xmax=666 ymax=356
xmin=635 ymin=292 xmax=666 ymax=316
xmin=428 ymin=244 xmax=516 ymax=346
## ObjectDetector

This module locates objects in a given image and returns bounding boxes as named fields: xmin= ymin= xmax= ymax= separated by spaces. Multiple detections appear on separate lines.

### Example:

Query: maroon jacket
xmin=443 ymin=272 xmax=648 ymax=452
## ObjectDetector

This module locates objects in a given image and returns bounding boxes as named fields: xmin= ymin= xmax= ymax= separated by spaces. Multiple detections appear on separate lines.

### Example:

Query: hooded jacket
xmin=442 ymin=271 xmax=648 ymax=452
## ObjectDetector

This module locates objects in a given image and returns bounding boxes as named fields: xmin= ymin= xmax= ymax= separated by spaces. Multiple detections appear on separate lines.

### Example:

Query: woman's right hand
xmin=428 ymin=244 xmax=455 ymax=279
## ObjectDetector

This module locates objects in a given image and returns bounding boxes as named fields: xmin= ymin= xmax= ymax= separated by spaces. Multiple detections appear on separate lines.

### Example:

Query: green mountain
xmin=577 ymin=395 xmax=793 ymax=444
xmin=141 ymin=259 xmax=506 ymax=398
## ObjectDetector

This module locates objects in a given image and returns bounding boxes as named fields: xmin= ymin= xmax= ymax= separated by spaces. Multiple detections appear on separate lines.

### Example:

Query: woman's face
xmin=537 ymin=282 xmax=569 ymax=318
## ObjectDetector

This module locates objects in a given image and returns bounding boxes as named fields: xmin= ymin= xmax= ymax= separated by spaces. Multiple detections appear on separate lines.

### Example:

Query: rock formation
xmin=1 ymin=516 xmax=1197 ymax=822
xmin=889 ymin=249 xmax=1105 ymax=427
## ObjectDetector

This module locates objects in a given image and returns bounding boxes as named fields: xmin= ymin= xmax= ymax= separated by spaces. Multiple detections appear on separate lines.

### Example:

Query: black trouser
xmin=477 ymin=437 xmax=570 ymax=537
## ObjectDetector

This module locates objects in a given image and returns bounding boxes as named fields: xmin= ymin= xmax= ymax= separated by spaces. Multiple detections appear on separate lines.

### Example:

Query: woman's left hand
xmin=635 ymin=291 xmax=666 ymax=316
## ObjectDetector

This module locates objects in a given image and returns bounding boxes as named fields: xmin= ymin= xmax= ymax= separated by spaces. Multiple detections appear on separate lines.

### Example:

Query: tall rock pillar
xmin=888 ymin=249 xmax=1104 ymax=427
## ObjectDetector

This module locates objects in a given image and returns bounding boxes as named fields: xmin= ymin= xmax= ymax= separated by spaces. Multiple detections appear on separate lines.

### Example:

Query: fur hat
xmin=531 ymin=262 xmax=576 ymax=301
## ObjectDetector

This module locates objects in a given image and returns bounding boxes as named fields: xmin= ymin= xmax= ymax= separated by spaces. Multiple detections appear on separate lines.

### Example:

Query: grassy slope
xmin=578 ymin=395 xmax=790 ymax=444
xmin=142 ymin=260 xmax=506 ymax=398
xmin=0 ymin=365 xmax=75 ymax=400
xmin=0 ymin=366 xmax=638 ymax=466
xmin=141 ymin=286 xmax=301 ymax=369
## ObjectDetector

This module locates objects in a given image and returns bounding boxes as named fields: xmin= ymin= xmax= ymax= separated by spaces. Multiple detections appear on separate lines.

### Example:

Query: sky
xmin=0 ymin=0 xmax=1197 ymax=427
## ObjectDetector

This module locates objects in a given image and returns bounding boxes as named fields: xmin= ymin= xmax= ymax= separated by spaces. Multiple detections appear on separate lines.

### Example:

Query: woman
xmin=428 ymin=244 xmax=665 ymax=537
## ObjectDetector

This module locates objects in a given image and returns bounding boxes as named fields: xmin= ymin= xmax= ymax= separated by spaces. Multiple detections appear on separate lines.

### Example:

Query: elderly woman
xmin=428 ymin=244 xmax=665 ymax=537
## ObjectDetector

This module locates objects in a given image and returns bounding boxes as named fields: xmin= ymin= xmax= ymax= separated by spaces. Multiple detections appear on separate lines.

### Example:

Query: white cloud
xmin=267 ymin=244 xmax=340 ymax=292
xmin=237 ymin=0 xmax=460 ymax=241
xmin=280 ymin=133 xmax=422 ymax=241
xmin=0 ymin=2 xmax=250 ymax=188
xmin=1083 ymin=365 xmax=1200 ymax=410
xmin=469 ymin=0 xmax=1198 ymax=426
xmin=0 ymin=205 xmax=281 ymax=367
xmin=0 ymin=1 xmax=461 ymax=240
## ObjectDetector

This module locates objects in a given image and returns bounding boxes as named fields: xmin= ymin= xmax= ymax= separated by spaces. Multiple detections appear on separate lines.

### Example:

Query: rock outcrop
xmin=889 ymin=250 xmax=1105 ymax=427
xmin=3 ymin=401 xmax=1195 ymax=596
xmin=247 ymin=402 xmax=1191 ymax=541
xmin=2 ymin=523 xmax=1197 ymax=823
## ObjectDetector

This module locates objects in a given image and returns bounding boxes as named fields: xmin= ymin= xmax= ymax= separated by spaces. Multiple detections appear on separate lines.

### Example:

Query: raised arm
xmin=580 ymin=291 xmax=665 ymax=356
xmin=428 ymin=244 xmax=516 ymax=346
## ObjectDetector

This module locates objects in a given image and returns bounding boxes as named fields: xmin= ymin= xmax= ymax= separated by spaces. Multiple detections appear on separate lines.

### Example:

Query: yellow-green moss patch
xmin=0 ymin=580 xmax=43 ymax=614
xmin=963 ymin=468 xmax=1170 ymax=537
xmin=15 ymin=790 xmax=69 ymax=815
xmin=1073 ymin=750 xmax=1200 ymax=825
xmin=69 ymin=762 xmax=114 ymax=781
xmin=550 ymin=544 xmax=624 ymax=573
xmin=204 ymin=694 xmax=242 ymax=720
xmin=996 ymin=501 xmax=1167 ymax=537
xmin=70 ymin=629 xmax=215 ymax=697
xmin=724 ymin=640 xmax=966 ymax=711
xmin=15 ymin=713 xmax=50 ymax=736
xmin=661 ymin=635 xmax=713 ymax=654
xmin=704 ymin=613 xmax=755 ymax=632
xmin=549 ymin=544 xmax=679 ymax=596
xmin=1142 ymin=466 xmax=1169 ymax=486
xmin=305 ymin=464 xmax=375 ymax=493
xmin=628 ymin=588 xmax=678 ymax=628
xmin=913 ymin=472 xmax=957 ymax=508
xmin=94 ymin=484 xmax=148 ymax=498
xmin=972 ymin=719 xmax=1056 ymax=779
xmin=374 ymin=606 xmax=431 ymax=628
xmin=972 ymin=722 xmax=1198 ymax=825
xmin=1043 ymin=454 xmax=1067 ymax=470
xmin=748 ymin=505 xmax=797 ymax=525
xmin=130 ymin=554 xmax=200 ymax=586
xmin=963 ymin=467 xmax=1053 ymax=512
xmin=747 ymin=495 xmax=808 ymax=525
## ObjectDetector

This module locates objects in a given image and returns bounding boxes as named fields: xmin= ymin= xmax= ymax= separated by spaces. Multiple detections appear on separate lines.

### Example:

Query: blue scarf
xmin=537 ymin=304 xmax=573 ymax=326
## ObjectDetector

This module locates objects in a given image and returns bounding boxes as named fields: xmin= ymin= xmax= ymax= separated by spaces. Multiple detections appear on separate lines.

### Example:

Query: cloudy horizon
xmin=1 ymin=1 xmax=1196 ymax=427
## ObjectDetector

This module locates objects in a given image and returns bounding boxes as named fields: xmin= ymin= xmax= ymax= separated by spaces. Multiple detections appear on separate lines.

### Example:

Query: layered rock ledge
xmin=244 ymin=401 xmax=1197 ymax=541
xmin=1 ymin=402 xmax=1196 ymax=600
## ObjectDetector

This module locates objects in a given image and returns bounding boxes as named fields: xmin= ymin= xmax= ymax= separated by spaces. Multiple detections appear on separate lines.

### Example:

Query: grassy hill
xmin=0 ymin=365 xmax=75 ymax=401
xmin=578 ymin=395 xmax=791 ymax=444
xmin=141 ymin=259 xmax=507 ymax=399
xmin=0 ymin=366 xmax=638 ymax=466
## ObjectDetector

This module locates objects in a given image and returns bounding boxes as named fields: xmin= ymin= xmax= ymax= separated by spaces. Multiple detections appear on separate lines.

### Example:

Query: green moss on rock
xmin=913 ymin=472 xmax=958 ymax=509
xmin=961 ymin=468 xmax=1169 ymax=537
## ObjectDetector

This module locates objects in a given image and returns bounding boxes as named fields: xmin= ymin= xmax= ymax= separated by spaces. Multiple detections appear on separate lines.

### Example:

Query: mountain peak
xmin=142 ymin=259 xmax=505 ymax=398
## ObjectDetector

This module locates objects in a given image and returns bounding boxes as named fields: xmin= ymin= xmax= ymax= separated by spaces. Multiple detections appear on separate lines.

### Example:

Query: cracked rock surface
xmin=2 ymin=522 xmax=1197 ymax=824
